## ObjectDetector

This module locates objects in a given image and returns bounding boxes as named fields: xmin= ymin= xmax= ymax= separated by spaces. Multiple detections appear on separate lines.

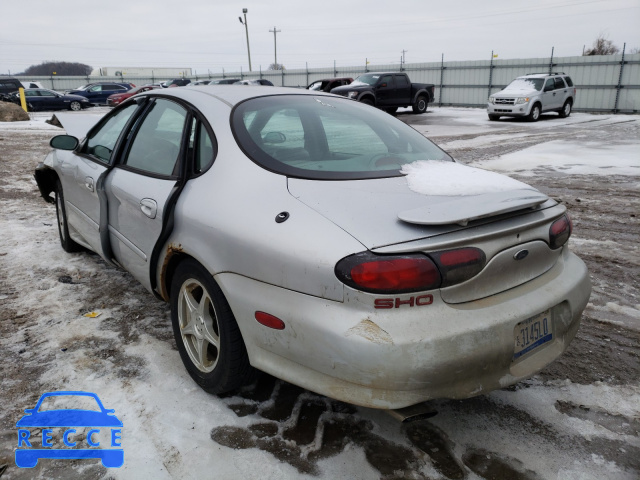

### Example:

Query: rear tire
xmin=488 ymin=114 xmax=500 ymax=121
xmin=170 ymin=259 xmax=254 ymax=395
xmin=412 ymin=95 xmax=428 ymax=114
xmin=55 ymin=179 xmax=82 ymax=253
xmin=559 ymin=100 xmax=572 ymax=118
xmin=527 ymin=103 xmax=541 ymax=122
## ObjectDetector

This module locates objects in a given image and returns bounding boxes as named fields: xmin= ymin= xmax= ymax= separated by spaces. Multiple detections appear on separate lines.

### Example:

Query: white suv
xmin=488 ymin=73 xmax=576 ymax=122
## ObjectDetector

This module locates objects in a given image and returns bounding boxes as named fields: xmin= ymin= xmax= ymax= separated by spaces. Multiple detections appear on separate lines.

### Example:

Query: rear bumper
xmin=218 ymin=247 xmax=591 ymax=409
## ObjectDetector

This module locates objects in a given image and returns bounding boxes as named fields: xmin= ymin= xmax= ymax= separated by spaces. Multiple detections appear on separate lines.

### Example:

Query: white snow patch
xmin=471 ymin=140 xmax=640 ymax=177
xmin=401 ymin=160 xmax=533 ymax=196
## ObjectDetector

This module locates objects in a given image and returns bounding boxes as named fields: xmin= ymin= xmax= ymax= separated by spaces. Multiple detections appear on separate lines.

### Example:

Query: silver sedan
xmin=34 ymin=86 xmax=591 ymax=409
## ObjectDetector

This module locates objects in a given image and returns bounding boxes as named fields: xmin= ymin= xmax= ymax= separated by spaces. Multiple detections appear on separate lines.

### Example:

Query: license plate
xmin=513 ymin=310 xmax=552 ymax=360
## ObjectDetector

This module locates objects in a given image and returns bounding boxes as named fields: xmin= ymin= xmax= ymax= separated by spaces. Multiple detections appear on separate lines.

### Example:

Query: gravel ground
xmin=0 ymin=107 xmax=638 ymax=480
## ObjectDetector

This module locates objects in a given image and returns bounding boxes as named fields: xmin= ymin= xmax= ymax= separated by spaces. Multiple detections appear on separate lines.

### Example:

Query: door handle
xmin=140 ymin=198 xmax=157 ymax=219
xmin=85 ymin=176 xmax=94 ymax=192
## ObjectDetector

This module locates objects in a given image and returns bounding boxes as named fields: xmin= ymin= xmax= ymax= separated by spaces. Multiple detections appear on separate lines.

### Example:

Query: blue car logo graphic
xmin=16 ymin=391 xmax=123 ymax=468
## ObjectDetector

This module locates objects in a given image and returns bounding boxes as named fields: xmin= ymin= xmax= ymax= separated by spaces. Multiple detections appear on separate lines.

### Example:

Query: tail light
xmin=335 ymin=247 xmax=486 ymax=294
xmin=429 ymin=247 xmax=486 ymax=287
xmin=335 ymin=252 xmax=440 ymax=294
xmin=549 ymin=214 xmax=572 ymax=249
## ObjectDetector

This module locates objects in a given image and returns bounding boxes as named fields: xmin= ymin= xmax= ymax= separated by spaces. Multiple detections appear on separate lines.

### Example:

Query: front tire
xmin=412 ymin=95 xmax=428 ymax=114
xmin=559 ymin=100 xmax=572 ymax=118
xmin=527 ymin=103 xmax=541 ymax=122
xmin=170 ymin=259 xmax=254 ymax=394
xmin=360 ymin=98 xmax=374 ymax=107
xmin=69 ymin=101 xmax=82 ymax=111
xmin=55 ymin=179 xmax=82 ymax=252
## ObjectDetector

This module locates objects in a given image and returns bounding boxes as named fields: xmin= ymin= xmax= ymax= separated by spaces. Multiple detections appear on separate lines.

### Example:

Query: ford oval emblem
xmin=514 ymin=249 xmax=529 ymax=260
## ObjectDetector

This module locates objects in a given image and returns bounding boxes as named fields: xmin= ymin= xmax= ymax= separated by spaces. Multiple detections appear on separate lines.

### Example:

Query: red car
xmin=106 ymin=85 xmax=159 ymax=106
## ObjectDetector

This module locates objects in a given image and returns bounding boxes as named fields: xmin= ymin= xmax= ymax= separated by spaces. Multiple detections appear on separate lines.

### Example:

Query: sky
xmin=1 ymin=0 xmax=639 ymax=75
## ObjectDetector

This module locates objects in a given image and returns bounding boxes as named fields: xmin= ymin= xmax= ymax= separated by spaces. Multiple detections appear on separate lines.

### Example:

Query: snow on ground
xmin=470 ymin=140 xmax=640 ymax=178
xmin=1 ymin=107 xmax=639 ymax=480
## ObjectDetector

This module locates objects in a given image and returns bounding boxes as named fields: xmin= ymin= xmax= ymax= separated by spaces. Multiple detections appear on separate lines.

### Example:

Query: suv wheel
xmin=527 ymin=103 xmax=541 ymax=122
xmin=559 ymin=101 xmax=572 ymax=118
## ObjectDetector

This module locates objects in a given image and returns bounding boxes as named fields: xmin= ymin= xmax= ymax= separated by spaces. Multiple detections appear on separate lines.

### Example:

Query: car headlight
xmin=515 ymin=97 xmax=530 ymax=104
xmin=347 ymin=91 xmax=359 ymax=99
xmin=488 ymin=97 xmax=495 ymax=104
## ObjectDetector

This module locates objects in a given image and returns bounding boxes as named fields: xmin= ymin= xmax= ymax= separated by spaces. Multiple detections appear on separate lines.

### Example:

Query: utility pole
xmin=238 ymin=8 xmax=252 ymax=71
xmin=402 ymin=50 xmax=407 ymax=65
xmin=269 ymin=26 xmax=281 ymax=69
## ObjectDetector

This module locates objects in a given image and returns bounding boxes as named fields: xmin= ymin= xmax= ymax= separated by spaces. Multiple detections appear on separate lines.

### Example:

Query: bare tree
xmin=268 ymin=63 xmax=285 ymax=71
xmin=583 ymin=35 xmax=620 ymax=56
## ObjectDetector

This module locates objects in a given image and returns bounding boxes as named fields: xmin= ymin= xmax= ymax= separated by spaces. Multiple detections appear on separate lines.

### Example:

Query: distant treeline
xmin=17 ymin=61 xmax=93 ymax=76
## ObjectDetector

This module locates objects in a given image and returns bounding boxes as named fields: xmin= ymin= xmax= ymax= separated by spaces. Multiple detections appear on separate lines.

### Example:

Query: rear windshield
xmin=232 ymin=95 xmax=452 ymax=180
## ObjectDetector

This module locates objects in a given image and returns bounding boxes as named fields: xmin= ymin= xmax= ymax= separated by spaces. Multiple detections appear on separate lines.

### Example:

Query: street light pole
xmin=238 ymin=8 xmax=252 ymax=72
xmin=269 ymin=26 xmax=281 ymax=69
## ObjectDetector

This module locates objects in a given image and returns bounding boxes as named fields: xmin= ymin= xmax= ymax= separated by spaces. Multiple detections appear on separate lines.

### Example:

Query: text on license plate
xmin=513 ymin=309 xmax=552 ymax=360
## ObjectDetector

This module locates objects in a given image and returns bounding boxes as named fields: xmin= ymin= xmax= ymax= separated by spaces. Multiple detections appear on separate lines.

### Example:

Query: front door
xmin=62 ymin=103 xmax=139 ymax=259
xmin=376 ymin=75 xmax=394 ymax=106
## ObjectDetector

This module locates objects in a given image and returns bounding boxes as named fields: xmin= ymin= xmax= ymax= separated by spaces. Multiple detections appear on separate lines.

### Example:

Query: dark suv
xmin=0 ymin=78 xmax=24 ymax=96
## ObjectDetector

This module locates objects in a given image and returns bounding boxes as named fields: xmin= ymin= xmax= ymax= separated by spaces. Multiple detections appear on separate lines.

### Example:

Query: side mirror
xmin=50 ymin=135 xmax=79 ymax=151
xmin=380 ymin=83 xmax=387 ymax=88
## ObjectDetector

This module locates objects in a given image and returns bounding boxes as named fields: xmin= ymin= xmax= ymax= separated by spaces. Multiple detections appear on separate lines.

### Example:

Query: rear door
xmin=104 ymin=98 xmax=189 ymax=290
xmin=394 ymin=74 xmax=411 ymax=105
xmin=554 ymin=76 xmax=569 ymax=107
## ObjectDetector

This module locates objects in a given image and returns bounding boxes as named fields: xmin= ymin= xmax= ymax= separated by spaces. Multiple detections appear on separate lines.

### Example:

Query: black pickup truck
xmin=330 ymin=72 xmax=434 ymax=114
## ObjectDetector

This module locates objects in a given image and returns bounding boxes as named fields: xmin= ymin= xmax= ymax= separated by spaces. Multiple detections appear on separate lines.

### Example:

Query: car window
xmin=25 ymin=90 xmax=39 ymax=97
xmin=191 ymin=122 xmax=215 ymax=173
xmin=123 ymin=99 xmax=187 ymax=176
xmin=233 ymin=95 xmax=451 ymax=180
xmin=380 ymin=75 xmax=393 ymax=87
xmin=85 ymin=103 xmax=138 ymax=163
xmin=396 ymin=75 xmax=409 ymax=87
xmin=564 ymin=76 xmax=574 ymax=87
xmin=554 ymin=77 xmax=566 ymax=89
xmin=544 ymin=79 xmax=554 ymax=91
xmin=89 ymin=85 xmax=102 ymax=92
xmin=40 ymin=90 xmax=55 ymax=97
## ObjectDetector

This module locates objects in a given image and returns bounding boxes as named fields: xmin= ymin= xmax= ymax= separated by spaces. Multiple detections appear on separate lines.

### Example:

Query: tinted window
xmin=40 ymin=90 xmax=56 ymax=97
xmin=89 ymin=85 xmax=102 ymax=92
xmin=554 ymin=77 xmax=566 ymax=89
xmin=233 ymin=95 xmax=451 ymax=180
xmin=544 ymin=79 xmax=554 ymax=91
xmin=193 ymin=122 xmax=215 ymax=173
xmin=85 ymin=103 xmax=138 ymax=163
xmin=396 ymin=75 xmax=409 ymax=87
xmin=563 ymin=76 xmax=574 ymax=87
xmin=380 ymin=75 xmax=393 ymax=87
xmin=25 ymin=90 xmax=39 ymax=97
xmin=123 ymin=99 xmax=187 ymax=176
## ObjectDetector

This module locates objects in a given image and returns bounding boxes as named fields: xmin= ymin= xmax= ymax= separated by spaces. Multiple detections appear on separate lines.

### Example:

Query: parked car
xmin=161 ymin=78 xmax=191 ymax=87
xmin=7 ymin=88 xmax=92 ymax=111
xmin=331 ymin=72 xmax=435 ymax=114
xmin=209 ymin=78 xmax=241 ymax=85
xmin=21 ymin=81 xmax=44 ymax=89
xmin=67 ymin=83 xmax=133 ymax=105
xmin=234 ymin=79 xmax=274 ymax=86
xmin=307 ymin=77 xmax=353 ymax=92
xmin=488 ymin=73 xmax=576 ymax=122
xmin=0 ymin=77 xmax=23 ymax=96
xmin=192 ymin=80 xmax=211 ymax=86
xmin=34 ymin=87 xmax=590 ymax=410
xmin=106 ymin=85 xmax=160 ymax=106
